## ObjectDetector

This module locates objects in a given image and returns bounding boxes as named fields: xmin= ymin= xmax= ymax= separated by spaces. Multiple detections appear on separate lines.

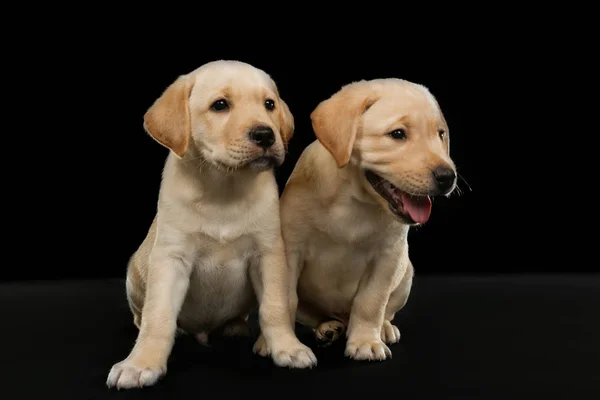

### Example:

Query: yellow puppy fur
xmin=107 ymin=60 xmax=317 ymax=390
xmin=280 ymin=78 xmax=457 ymax=360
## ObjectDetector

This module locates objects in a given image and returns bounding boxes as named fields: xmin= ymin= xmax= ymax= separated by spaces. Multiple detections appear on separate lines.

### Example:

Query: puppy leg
xmin=251 ymin=239 xmax=317 ymax=368
xmin=126 ymin=276 xmax=143 ymax=330
xmin=107 ymin=252 xmax=191 ymax=390
xmin=132 ymin=312 xmax=142 ymax=330
xmin=315 ymin=320 xmax=346 ymax=347
xmin=344 ymin=253 xmax=408 ymax=362
xmin=286 ymin=251 xmax=302 ymax=329
xmin=289 ymin=252 xmax=347 ymax=349
xmin=382 ymin=261 xmax=414 ymax=345
xmin=253 ymin=250 xmax=303 ymax=357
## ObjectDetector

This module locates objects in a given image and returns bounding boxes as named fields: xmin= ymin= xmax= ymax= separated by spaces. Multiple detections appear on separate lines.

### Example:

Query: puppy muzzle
xmin=248 ymin=154 xmax=281 ymax=170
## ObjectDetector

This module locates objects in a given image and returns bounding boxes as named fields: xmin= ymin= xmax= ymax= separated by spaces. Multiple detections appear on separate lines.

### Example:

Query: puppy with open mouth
xmin=280 ymin=78 xmax=458 ymax=361
xmin=106 ymin=60 xmax=316 ymax=390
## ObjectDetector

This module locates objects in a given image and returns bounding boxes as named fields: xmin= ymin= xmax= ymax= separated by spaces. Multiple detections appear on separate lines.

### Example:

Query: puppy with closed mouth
xmin=106 ymin=60 xmax=317 ymax=390
xmin=280 ymin=78 xmax=458 ymax=361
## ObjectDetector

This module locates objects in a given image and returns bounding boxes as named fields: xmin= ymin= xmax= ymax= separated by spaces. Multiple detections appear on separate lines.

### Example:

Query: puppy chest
xmin=192 ymin=237 xmax=258 ymax=280
xmin=194 ymin=202 xmax=275 ymax=244
xmin=187 ymin=255 xmax=255 ymax=305
xmin=305 ymin=235 xmax=376 ymax=274
xmin=300 ymin=243 xmax=375 ymax=308
xmin=181 ymin=242 xmax=258 ymax=330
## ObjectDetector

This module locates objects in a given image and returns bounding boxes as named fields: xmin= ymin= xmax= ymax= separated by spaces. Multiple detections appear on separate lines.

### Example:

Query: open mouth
xmin=364 ymin=170 xmax=432 ymax=224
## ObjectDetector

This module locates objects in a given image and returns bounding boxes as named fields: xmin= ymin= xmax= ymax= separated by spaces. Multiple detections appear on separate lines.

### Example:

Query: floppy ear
xmin=277 ymin=98 xmax=295 ymax=149
xmin=310 ymin=83 xmax=376 ymax=168
xmin=143 ymin=75 xmax=194 ymax=158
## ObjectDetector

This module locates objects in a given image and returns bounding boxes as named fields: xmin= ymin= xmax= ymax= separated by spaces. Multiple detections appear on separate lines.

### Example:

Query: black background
xmin=3 ymin=24 xmax=598 ymax=399
xmin=3 ymin=37 xmax=565 ymax=281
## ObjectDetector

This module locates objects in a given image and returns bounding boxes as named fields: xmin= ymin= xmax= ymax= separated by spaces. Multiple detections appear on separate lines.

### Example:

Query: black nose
xmin=249 ymin=126 xmax=275 ymax=149
xmin=432 ymin=166 xmax=456 ymax=192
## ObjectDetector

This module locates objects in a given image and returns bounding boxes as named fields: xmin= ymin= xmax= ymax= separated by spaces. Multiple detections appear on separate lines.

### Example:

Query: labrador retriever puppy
xmin=106 ymin=60 xmax=317 ymax=390
xmin=280 ymin=78 xmax=457 ymax=361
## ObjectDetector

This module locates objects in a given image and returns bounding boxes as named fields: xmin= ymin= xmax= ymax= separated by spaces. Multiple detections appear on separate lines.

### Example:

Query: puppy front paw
xmin=255 ymin=333 xmax=318 ymax=368
xmin=106 ymin=358 xmax=166 ymax=390
xmin=252 ymin=334 xmax=270 ymax=357
xmin=315 ymin=320 xmax=346 ymax=347
xmin=345 ymin=337 xmax=392 ymax=361
xmin=380 ymin=320 xmax=401 ymax=344
xmin=271 ymin=340 xmax=318 ymax=369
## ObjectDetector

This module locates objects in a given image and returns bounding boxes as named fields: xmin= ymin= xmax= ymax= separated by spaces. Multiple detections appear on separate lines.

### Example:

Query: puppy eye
xmin=211 ymin=99 xmax=229 ymax=112
xmin=264 ymin=99 xmax=275 ymax=111
xmin=438 ymin=129 xmax=445 ymax=139
xmin=389 ymin=129 xmax=406 ymax=140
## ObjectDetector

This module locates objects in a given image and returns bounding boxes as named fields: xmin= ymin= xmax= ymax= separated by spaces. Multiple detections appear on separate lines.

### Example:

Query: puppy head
xmin=311 ymin=79 xmax=457 ymax=225
xmin=143 ymin=60 xmax=294 ymax=171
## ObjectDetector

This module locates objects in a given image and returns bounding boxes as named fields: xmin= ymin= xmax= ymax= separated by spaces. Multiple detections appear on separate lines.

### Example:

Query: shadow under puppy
xmin=107 ymin=60 xmax=317 ymax=390
xmin=280 ymin=79 xmax=458 ymax=361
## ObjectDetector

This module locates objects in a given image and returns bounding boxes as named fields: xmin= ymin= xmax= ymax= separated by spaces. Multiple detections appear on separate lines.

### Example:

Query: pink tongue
xmin=400 ymin=193 xmax=432 ymax=223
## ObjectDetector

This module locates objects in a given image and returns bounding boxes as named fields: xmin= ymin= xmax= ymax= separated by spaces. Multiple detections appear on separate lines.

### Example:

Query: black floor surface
xmin=2 ymin=274 xmax=599 ymax=399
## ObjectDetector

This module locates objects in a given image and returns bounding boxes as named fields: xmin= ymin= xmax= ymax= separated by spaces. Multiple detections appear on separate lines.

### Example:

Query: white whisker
xmin=457 ymin=172 xmax=472 ymax=192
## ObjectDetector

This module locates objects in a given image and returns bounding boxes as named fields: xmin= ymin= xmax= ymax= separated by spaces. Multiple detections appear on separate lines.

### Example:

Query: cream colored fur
xmin=280 ymin=78 xmax=457 ymax=361
xmin=106 ymin=60 xmax=316 ymax=390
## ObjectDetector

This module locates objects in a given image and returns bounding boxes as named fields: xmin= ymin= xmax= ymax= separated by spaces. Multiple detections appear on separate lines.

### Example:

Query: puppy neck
xmin=166 ymin=150 xmax=270 ymax=202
